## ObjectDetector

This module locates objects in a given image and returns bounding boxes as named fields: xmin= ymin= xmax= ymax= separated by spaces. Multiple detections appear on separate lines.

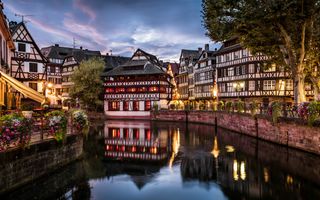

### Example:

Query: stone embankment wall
xmin=151 ymin=110 xmax=320 ymax=155
xmin=0 ymin=134 xmax=83 ymax=194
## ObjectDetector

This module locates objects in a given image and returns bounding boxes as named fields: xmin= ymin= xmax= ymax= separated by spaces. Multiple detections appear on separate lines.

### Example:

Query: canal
xmin=2 ymin=120 xmax=320 ymax=200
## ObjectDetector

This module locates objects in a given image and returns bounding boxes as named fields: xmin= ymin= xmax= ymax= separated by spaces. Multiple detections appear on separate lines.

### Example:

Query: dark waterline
xmin=2 ymin=120 xmax=320 ymax=200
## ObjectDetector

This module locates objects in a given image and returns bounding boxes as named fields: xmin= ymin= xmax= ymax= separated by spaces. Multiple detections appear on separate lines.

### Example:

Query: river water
xmin=3 ymin=120 xmax=320 ymax=200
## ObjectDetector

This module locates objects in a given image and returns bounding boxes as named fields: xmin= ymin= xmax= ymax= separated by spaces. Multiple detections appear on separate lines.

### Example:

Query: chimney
xmin=54 ymin=44 xmax=59 ymax=47
xmin=198 ymin=47 xmax=202 ymax=54
xmin=80 ymin=46 xmax=83 ymax=50
xmin=106 ymin=53 xmax=109 ymax=56
xmin=205 ymin=44 xmax=209 ymax=51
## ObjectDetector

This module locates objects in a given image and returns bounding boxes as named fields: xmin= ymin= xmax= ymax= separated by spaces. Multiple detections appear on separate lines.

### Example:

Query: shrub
xmin=153 ymin=102 xmax=159 ymax=112
xmin=269 ymin=101 xmax=282 ymax=123
xmin=250 ymin=100 xmax=258 ymax=116
xmin=225 ymin=101 xmax=233 ymax=112
xmin=297 ymin=102 xmax=309 ymax=120
xmin=307 ymin=101 xmax=320 ymax=126
xmin=218 ymin=101 xmax=224 ymax=111
xmin=234 ymin=101 xmax=245 ymax=113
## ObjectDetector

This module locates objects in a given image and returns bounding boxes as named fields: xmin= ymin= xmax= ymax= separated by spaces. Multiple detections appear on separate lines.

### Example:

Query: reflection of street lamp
xmin=211 ymin=136 xmax=220 ymax=183
xmin=233 ymin=82 xmax=244 ymax=100
xmin=212 ymin=81 xmax=218 ymax=110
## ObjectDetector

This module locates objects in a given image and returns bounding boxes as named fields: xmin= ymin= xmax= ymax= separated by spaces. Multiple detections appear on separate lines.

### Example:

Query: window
xmin=249 ymin=64 xmax=255 ymax=73
xmin=241 ymin=65 xmax=246 ymax=74
xmin=127 ymin=87 xmax=137 ymax=93
xmin=249 ymin=81 xmax=255 ymax=91
xmin=18 ymin=43 xmax=26 ymax=52
xmin=105 ymin=88 xmax=114 ymax=93
xmin=123 ymin=128 xmax=129 ymax=139
xmin=145 ymin=101 xmax=151 ymax=111
xmin=115 ymin=88 xmax=125 ymax=93
xmin=263 ymin=80 xmax=276 ymax=90
xmin=227 ymin=82 xmax=234 ymax=92
xmin=139 ymin=87 xmax=147 ymax=92
xmin=109 ymin=101 xmax=120 ymax=111
xmin=50 ymin=66 xmax=56 ymax=73
xmin=133 ymin=101 xmax=139 ymax=111
xmin=133 ymin=129 xmax=139 ymax=139
xmin=228 ymin=68 xmax=234 ymax=76
xmin=265 ymin=64 xmax=276 ymax=72
xmin=29 ymin=63 xmax=38 ymax=72
xmin=123 ymin=101 xmax=129 ymax=111
xmin=29 ymin=82 xmax=37 ymax=91
xmin=149 ymin=86 xmax=158 ymax=92
xmin=234 ymin=51 xmax=240 ymax=59
xmin=145 ymin=129 xmax=151 ymax=140
xmin=236 ymin=66 xmax=240 ymax=76
xmin=242 ymin=49 xmax=248 ymax=57
xmin=286 ymin=79 xmax=293 ymax=90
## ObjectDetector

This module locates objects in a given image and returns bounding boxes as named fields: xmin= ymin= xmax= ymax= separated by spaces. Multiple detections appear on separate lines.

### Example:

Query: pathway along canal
xmin=2 ymin=120 xmax=320 ymax=200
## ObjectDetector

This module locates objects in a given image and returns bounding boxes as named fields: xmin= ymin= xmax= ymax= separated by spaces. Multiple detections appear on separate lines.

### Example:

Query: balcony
xmin=217 ymin=55 xmax=268 ymax=68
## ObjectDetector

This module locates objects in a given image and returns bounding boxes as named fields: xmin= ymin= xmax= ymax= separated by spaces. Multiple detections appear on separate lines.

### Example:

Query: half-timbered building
xmin=9 ymin=21 xmax=48 ymax=97
xmin=61 ymin=49 xmax=101 ymax=107
xmin=103 ymin=49 xmax=173 ymax=119
xmin=216 ymin=38 xmax=313 ymax=106
xmin=0 ymin=3 xmax=45 ymax=109
xmin=177 ymin=49 xmax=201 ymax=106
xmin=194 ymin=44 xmax=216 ymax=109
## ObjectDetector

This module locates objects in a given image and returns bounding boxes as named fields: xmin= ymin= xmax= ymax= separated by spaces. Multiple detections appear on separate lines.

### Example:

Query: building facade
xmin=177 ymin=49 xmax=200 ymax=105
xmin=194 ymin=44 xmax=216 ymax=109
xmin=103 ymin=49 xmax=173 ymax=119
xmin=215 ymin=38 xmax=313 ymax=106
xmin=61 ymin=49 xmax=101 ymax=107
xmin=9 ymin=21 xmax=48 ymax=97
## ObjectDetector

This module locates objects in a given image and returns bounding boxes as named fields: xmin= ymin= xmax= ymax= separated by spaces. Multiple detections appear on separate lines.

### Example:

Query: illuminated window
xmin=286 ymin=79 xmax=293 ymax=90
xmin=263 ymin=80 xmax=276 ymax=90
xmin=248 ymin=64 xmax=255 ymax=73
xmin=127 ymin=87 xmax=137 ymax=92
xmin=145 ymin=129 xmax=151 ymax=140
xmin=115 ymin=88 xmax=125 ymax=93
xmin=139 ymin=87 xmax=147 ymax=92
xmin=123 ymin=101 xmax=129 ymax=111
xmin=123 ymin=128 xmax=129 ymax=139
xmin=109 ymin=128 xmax=120 ymax=138
xmin=105 ymin=88 xmax=114 ymax=93
xmin=149 ymin=86 xmax=158 ymax=92
xmin=145 ymin=101 xmax=151 ymax=111
xmin=249 ymin=81 xmax=255 ymax=91
xmin=108 ymin=101 xmax=120 ymax=111
xmin=133 ymin=101 xmax=139 ymax=111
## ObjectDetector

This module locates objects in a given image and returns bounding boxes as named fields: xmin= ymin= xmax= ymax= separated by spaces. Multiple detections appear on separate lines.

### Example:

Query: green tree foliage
xmin=70 ymin=57 xmax=105 ymax=111
xmin=202 ymin=0 xmax=320 ymax=103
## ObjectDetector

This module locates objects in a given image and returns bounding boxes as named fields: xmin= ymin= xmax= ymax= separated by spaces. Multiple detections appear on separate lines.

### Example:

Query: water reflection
xmin=1 ymin=120 xmax=319 ymax=200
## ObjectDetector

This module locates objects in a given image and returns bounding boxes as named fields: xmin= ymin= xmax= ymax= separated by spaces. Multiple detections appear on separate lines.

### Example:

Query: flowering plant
xmin=0 ymin=113 xmax=32 ymax=151
xmin=71 ymin=109 xmax=89 ymax=134
xmin=297 ymin=102 xmax=309 ymax=120
xmin=45 ymin=110 xmax=67 ymax=142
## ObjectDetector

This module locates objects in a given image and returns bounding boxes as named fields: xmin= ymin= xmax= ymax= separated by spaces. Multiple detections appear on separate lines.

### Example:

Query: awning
xmin=0 ymin=71 xmax=45 ymax=103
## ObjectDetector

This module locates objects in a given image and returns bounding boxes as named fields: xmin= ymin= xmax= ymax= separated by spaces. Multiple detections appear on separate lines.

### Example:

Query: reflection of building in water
xmin=104 ymin=120 xmax=171 ymax=161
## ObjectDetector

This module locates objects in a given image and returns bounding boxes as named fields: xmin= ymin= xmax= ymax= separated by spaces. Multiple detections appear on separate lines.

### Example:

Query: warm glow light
xmin=47 ymin=82 xmax=53 ymax=88
xmin=240 ymin=161 xmax=246 ymax=180
xmin=211 ymin=136 xmax=220 ymax=158
xmin=233 ymin=160 xmax=239 ymax=181
xmin=286 ymin=175 xmax=293 ymax=185
xmin=226 ymin=145 xmax=235 ymax=153
xmin=263 ymin=168 xmax=269 ymax=183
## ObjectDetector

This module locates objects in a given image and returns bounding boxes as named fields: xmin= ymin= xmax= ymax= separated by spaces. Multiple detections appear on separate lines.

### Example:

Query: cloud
xmin=73 ymin=0 xmax=96 ymax=21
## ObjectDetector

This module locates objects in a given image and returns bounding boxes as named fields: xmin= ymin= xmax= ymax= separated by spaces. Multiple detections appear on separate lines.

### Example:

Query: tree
xmin=202 ymin=0 xmax=320 ymax=103
xmin=69 ymin=57 xmax=105 ymax=111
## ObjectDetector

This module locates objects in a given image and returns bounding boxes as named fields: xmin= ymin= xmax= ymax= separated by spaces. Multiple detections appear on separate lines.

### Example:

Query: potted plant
xmin=70 ymin=109 xmax=89 ymax=134
xmin=20 ymin=103 xmax=34 ymax=119
xmin=0 ymin=113 xmax=32 ymax=151
xmin=45 ymin=110 xmax=67 ymax=142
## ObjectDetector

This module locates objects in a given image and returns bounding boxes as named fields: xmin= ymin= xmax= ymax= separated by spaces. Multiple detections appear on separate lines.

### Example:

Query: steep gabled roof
xmin=102 ymin=49 xmax=166 ymax=77
xmin=9 ymin=21 xmax=48 ymax=62
xmin=103 ymin=55 xmax=130 ymax=72
xmin=41 ymin=45 xmax=101 ymax=60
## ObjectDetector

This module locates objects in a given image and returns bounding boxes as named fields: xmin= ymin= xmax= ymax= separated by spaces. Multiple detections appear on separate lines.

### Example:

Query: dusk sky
xmin=2 ymin=0 xmax=217 ymax=61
